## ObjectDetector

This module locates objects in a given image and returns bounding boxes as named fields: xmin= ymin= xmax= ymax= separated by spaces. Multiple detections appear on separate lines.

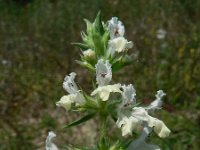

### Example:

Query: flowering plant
xmin=46 ymin=12 xmax=170 ymax=150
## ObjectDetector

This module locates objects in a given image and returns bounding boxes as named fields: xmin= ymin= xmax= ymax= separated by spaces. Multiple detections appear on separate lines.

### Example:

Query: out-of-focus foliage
xmin=0 ymin=0 xmax=200 ymax=149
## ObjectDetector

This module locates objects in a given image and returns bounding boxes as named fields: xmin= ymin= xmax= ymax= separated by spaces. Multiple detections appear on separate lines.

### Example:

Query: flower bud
xmin=83 ymin=49 xmax=95 ymax=59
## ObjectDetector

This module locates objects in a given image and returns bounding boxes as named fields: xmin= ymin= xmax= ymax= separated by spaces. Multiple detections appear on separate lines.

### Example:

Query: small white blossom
xmin=63 ymin=72 xmax=78 ymax=94
xmin=96 ymin=59 xmax=112 ymax=86
xmin=146 ymin=90 xmax=166 ymax=111
xmin=56 ymin=93 xmax=85 ymax=111
xmin=57 ymin=73 xmax=85 ymax=110
xmin=108 ymin=17 xmax=125 ymax=39
xmin=108 ymin=37 xmax=133 ymax=55
xmin=156 ymin=29 xmax=167 ymax=40
xmin=45 ymin=131 xmax=58 ymax=150
xmin=127 ymin=127 xmax=160 ymax=150
xmin=56 ymin=95 xmax=74 ymax=110
xmin=83 ymin=49 xmax=95 ymax=59
xmin=91 ymin=84 xmax=121 ymax=101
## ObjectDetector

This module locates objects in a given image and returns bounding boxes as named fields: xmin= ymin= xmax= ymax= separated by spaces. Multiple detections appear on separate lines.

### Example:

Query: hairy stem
xmin=99 ymin=115 xmax=107 ymax=140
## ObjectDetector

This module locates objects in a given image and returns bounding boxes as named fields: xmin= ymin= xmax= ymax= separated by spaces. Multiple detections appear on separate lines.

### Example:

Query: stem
xmin=98 ymin=100 xmax=108 ymax=149
xmin=99 ymin=115 xmax=107 ymax=140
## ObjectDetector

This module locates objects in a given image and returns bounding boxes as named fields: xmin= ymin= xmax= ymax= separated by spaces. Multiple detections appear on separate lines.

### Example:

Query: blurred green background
xmin=0 ymin=0 xmax=200 ymax=149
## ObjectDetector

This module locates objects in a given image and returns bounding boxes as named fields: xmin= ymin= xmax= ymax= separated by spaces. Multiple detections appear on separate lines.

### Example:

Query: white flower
xmin=56 ymin=95 xmax=74 ymax=110
xmin=146 ymin=90 xmax=166 ymax=111
xmin=45 ymin=131 xmax=59 ymax=150
xmin=121 ymin=84 xmax=136 ymax=108
xmin=96 ymin=59 xmax=112 ymax=86
xmin=91 ymin=84 xmax=121 ymax=101
xmin=108 ymin=17 xmax=125 ymax=39
xmin=156 ymin=29 xmax=167 ymax=40
xmin=116 ymin=115 xmax=142 ymax=136
xmin=83 ymin=49 xmax=95 ymax=59
xmin=132 ymin=107 xmax=171 ymax=138
xmin=63 ymin=72 xmax=78 ymax=94
xmin=116 ymin=84 xmax=139 ymax=136
xmin=56 ymin=93 xmax=85 ymax=111
xmin=108 ymin=37 xmax=133 ymax=55
xmin=127 ymin=127 xmax=160 ymax=150
xmin=57 ymin=73 xmax=85 ymax=110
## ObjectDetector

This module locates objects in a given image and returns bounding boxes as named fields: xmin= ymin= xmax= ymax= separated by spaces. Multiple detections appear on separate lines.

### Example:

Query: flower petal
xmin=96 ymin=59 xmax=112 ymax=86
xmin=63 ymin=72 xmax=78 ymax=94
xmin=148 ymin=117 xmax=171 ymax=138
xmin=116 ymin=115 xmax=142 ymax=137
xmin=91 ymin=84 xmax=121 ymax=101
xmin=146 ymin=90 xmax=166 ymax=111
xmin=45 ymin=131 xmax=59 ymax=150
xmin=56 ymin=95 xmax=75 ymax=111
xmin=132 ymin=107 xmax=170 ymax=138
xmin=132 ymin=107 xmax=149 ymax=122
xmin=108 ymin=17 xmax=125 ymax=39
xmin=121 ymin=84 xmax=136 ymax=106
xmin=108 ymin=37 xmax=133 ymax=54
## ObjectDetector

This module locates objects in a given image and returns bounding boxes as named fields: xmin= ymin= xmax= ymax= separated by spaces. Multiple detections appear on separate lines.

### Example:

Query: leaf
xmin=109 ymin=141 xmax=125 ymax=150
xmin=76 ymin=60 xmax=95 ymax=72
xmin=97 ymin=137 xmax=109 ymax=150
xmin=92 ymin=32 xmax=104 ymax=56
xmin=94 ymin=11 xmax=104 ymax=35
xmin=84 ymin=19 xmax=93 ymax=34
xmin=63 ymin=112 xmax=96 ymax=128
xmin=72 ymin=42 xmax=89 ymax=50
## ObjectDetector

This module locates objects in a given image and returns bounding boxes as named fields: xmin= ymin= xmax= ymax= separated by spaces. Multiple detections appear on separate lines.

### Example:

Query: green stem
xmin=99 ymin=115 xmax=107 ymax=140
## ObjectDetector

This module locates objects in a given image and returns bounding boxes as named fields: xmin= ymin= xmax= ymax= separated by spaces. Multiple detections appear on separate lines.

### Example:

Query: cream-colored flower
xmin=116 ymin=115 xmax=142 ymax=137
xmin=56 ymin=93 xmax=85 ymax=111
xmin=83 ymin=49 xmax=95 ymax=59
xmin=148 ymin=116 xmax=171 ymax=138
xmin=108 ymin=37 xmax=133 ymax=54
xmin=56 ymin=95 xmax=75 ymax=111
xmin=91 ymin=84 xmax=121 ymax=101
xmin=45 ymin=131 xmax=58 ymax=150
xmin=57 ymin=73 xmax=85 ymax=111
xmin=132 ymin=107 xmax=170 ymax=138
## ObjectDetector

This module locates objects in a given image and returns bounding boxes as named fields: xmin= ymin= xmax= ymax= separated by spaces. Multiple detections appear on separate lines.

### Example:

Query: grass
xmin=0 ymin=0 xmax=200 ymax=149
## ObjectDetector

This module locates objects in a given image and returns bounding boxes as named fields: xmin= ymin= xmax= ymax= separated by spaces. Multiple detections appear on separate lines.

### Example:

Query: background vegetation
xmin=0 ymin=0 xmax=200 ymax=149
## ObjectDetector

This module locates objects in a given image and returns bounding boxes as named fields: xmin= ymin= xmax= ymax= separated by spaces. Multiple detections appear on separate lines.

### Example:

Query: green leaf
xmin=97 ymin=137 xmax=109 ymax=150
xmin=84 ymin=19 xmax=93 ymax=34
xmin=109 ymin=141 xmax=125 ymax=150
xmin=92 ymin=32 xmax=105 ymax=56
xmin=94 ymin=11 xmax=104 ymax=35
xmin=72 ymin=42 xmax=89 ymax=50
xmin=63 ymin=112 xmax=96 ymax=128
xmin=76 ymin=60 xmax=95 ymax=72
